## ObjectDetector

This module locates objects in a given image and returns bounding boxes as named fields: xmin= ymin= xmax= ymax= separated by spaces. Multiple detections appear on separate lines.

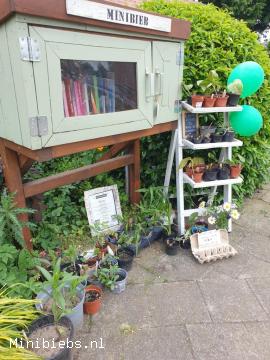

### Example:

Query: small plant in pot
xmin=61 ymin=244 xmax=81 ymax=275
xmin=90 ymin=221 xmax=108 ymax=255
xmin=203 ymin=164 xmax=218 ymax=181
xmin=96 ymin=264 xmax=128 ymax=294
xmin=36 ymin=258 xmax=87 ymax=331
xmin=200 ymin=124 xmax=216 ymax=138
xmin=83 ymin=285 xmax=102 ymax=315
xmin=217 ymin=163 xmax=230 ymax=180
xmin=227 ymin=79 xmax=243 ymax=106
xmin=211 ymin=128 xmax=224 ymax=143
xmin=117 ymin=245 xmax=135 ymax=271
xmin=192 ymin=135 xmax=203 ymax=144
xmin=183 ymin=83 xmax=204 ymax=108
xmin=179 ymin=157 xmax=205 ymax=183
xmin=222 ymin=127 xmax=235 ymax=142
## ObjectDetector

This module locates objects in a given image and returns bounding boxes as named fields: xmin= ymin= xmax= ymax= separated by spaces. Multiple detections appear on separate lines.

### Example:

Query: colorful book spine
xmin=62 ymin=81 xmax=69 ymax=117
xmin=83 ymin=81 xmax=90 ymax=115
xmin=63 ymin=78 xmax=75 ymax=117
xmin=92 ymin=75 xmax=100 ymax=114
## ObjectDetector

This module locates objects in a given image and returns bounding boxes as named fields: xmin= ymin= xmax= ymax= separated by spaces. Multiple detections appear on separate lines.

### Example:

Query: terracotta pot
xmin=203 ymin=96 xmax=216 ymax=107
xmin=185 ymin=167 xmax=193 ymax=178
xmin=230 ymin=164 xmax=242 ymax=178
xmin=83 ymin=285 xmax=102 ymax=315
xmin=214 ymin=95 xmax=229 ymax=107
xmin=191 ymin=95 xmax=204 ymax=108
xmin=192 ymin=172 xmax=203 ymax=183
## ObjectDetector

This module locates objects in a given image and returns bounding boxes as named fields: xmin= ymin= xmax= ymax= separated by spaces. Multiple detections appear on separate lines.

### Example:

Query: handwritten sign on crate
xmin=197 ymin=230 xmax=222 ymax=249
xmin=182 ymin=112 xmax=198 ymax=139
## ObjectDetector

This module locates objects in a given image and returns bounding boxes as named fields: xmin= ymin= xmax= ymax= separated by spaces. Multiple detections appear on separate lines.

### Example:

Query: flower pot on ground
xmin=214 ymin=94 xmax=229 ymax=107
xmin=83 ymin=285 xmax=102 ymax=315
xmin=203 ymin=95 xmax=216 ymax=107
xmin=230 ymin=164 xmax=242 ymax=178
xmin=36 ymin=258 xmax=87 ymax=330
xmin=165 ymin=235 xmax=180 ymax=255
xmin=111 ymin=268 xmax=128 ymax=294
xmin=117 ymin=246 xmax=135 ymax=271
xmin=227 ymin=79 xmax=243 ymax=106
xmin=191 ymin=94 xmax=204 ymax=108
xmin=222 ymin=128 xmax=235 ymax=142
xmin=26 ymin=314 xmax=74 ymax=360
xmin=99 ymin=254 xmax=118 ymax=269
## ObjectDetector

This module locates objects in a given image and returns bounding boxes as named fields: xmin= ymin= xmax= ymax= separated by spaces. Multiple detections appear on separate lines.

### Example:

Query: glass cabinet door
xmin=153 ymin=41 xmax=181 ymax=125
xmin=29 ymin=27 xmax=153 ymax=147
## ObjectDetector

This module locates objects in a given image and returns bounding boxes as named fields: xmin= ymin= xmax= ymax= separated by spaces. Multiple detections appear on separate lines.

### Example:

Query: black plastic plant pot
xmin=217 ymin=168 xmax=230 ymax=180
xmin=165 ymin=236 xmax=180 ymax=256
xmin=61 ymin=262 xmax=81 ymax=276
xmin=203 ymin=169 xmax=218 ymax=181
xmin=227 ymin=93 xmax=240 ymax=107
xmin=180 ymin=238 xmax=191 ymax=250
xmin=26 ymin=315 xmax=74 ymax=360
xmin=117 ymin=247 xmax=135 ymax=271
xmin=192 ymin=136 xmax=202 ymax=144
xmin=187 ymin=96 xmax=192 ymax=105
xmin=222 ymin=131 xmax=235 ymax=142
xmin=211 ymin=134 xmax=223 ymax=143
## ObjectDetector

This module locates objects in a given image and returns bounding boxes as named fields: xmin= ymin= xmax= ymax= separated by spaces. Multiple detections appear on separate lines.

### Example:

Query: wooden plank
xmin=0 ymin=0 xmax=191 ymax=40
xmin=19 ymin=154 xmax=34 ymax=174
xmin=98 ymin=141 xmax=131 ymax=162
xmin=0 ymin=139 xmax=33 ymax=249
xmin=23 ymin=154 xmax=134 ymax=197
xmin=128 ymin=139 xmax=140 ymax=204
xmin=2 ymin=139 xmax=53 ymax=161
xmin=51 ymin=121 xmax=177 ymax=158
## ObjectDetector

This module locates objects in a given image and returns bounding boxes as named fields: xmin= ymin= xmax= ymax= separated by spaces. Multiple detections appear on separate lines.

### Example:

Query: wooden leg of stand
xmin=0 ymin=141 xmax=33 ymax=250
xmin=128 ymin=139 xmax=140 ymax=204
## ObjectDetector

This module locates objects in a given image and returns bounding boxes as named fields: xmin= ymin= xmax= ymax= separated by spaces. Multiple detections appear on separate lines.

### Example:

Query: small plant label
xmin=197 ymin=230 xmax=222 ymax=249
xmin=84 ymin=185 xmax=122 ymax=233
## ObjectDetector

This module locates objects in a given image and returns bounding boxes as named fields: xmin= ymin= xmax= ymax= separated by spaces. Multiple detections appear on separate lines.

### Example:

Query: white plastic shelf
xmin=183 ymin=138 xmax=243 ymax=150
xmin=183 ymin=173 xmax=243 ymax=189
xmin=181 ymin=101 xmax=242 ymax=114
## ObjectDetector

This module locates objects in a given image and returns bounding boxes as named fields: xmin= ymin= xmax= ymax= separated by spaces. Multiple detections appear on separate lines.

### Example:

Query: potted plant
xmin=179 ymin=157 xmax=205 ymax=183
xmin=200 ymin=124 xmax=216 ymax=138
xmin=227 ymin=79 xmax=243 ymax=106
xmin=230 ymin=162 xmax=242 ymax=178
xmin=217 ymin=163 xmax=230 ymax=180
xmin=117 ymin=246 xmax=135 ymax=271
xmin=61 ymin=244 xmax=80 ymax=275
xmin=96 ymin=264 xmax=128 ymax=294
xmin=223 ymin=127 xmax=235 ymax=142
xmin=83 ymin=285 xmax=102 ymax=315
xmin=211 ymin=128 xmax=225 ymax=142
xmin=192 ymin=135 xmax=203 ymax=144
xmin=90 ymin=221 xmax=108 ymax=255
xmin=183 ymin=83 xmax=204 ymax=108
xmin=198 ymin=70 xmax=228 ymax=107
xmin=36 ymin=258 xmax=87 ymax=330
xmin=203 ymin=164 xmax=218 ymax=181
xmin=206 ymin=202 xmax=240 ymax=230
xmin=201 ymin=134 xmax=212 ymax=144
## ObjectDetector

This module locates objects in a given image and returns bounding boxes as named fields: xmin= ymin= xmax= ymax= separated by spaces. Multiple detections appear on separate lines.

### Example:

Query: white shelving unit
xmin=164 ymin=101 xmax=243 ymax=234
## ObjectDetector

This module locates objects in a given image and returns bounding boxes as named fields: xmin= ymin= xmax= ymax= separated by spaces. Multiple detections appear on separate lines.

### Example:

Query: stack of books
xmin=62 ymin=74 xmax=115 ymax=118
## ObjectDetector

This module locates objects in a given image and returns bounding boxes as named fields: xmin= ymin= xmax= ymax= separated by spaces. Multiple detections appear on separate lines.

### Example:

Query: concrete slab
xmin=187 ymin=323 xmax=263 ymax=360
xmin=247 ymin=277 xmax=270 ymax=315
xmin=198 ymin=278 xmax=268 ymax=322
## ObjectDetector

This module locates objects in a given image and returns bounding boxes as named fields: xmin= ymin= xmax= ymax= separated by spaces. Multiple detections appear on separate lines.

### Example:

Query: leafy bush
xmin=141 ymin=0 xmax=270 ymax=201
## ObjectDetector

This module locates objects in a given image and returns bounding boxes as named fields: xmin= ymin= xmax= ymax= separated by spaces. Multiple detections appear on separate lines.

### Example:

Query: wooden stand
xmin=0 ymin=121 xmax=176 ymax=250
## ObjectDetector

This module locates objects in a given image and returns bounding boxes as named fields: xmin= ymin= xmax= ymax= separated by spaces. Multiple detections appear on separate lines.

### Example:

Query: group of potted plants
xmin=190 ymin=126 xmax=235 ymax=144
xmin=184 ymin=70 xmax=243 ymax=108
xmin=179 ymin=157 xmax=242 ymax=183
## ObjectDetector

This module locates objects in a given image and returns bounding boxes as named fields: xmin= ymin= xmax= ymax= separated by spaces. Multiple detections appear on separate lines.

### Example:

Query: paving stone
xmin=247 ymin=277 xmax=270 ymax=314
xmin=198 ymin=279 xmax=268 ymax=322
xmin=243 ymin=322 xmax=270 ymax=360
xmin=186 ymin=323 xmax=262 ymax=360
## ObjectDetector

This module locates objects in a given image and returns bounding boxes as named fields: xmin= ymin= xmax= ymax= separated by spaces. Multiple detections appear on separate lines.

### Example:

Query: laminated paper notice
xmin=197 ymin=230 xmax=222 ymax=249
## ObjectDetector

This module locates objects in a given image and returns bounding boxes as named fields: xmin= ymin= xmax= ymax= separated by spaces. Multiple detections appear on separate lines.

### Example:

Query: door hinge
xmin=30 ymin=116 xmax=48 ymax=137
xmin=19 ymin=37 xmax=41 ymax=62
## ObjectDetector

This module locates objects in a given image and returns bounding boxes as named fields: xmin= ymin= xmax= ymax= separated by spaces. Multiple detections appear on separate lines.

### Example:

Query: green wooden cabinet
xmin=0 ymin=15 xmax=183 ymax=150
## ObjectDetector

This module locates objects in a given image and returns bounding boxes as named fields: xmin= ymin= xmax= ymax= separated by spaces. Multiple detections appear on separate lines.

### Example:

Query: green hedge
xmin=141 ymin=0 xmax=270 ymax=199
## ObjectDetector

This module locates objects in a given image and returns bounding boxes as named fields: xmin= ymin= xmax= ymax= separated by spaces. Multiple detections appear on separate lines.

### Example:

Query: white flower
xmin=199 ymin=201 xmax=206 ymax=208
xmin=208 ymin=216 xmax=216 ymax=225
xmin=223 ymin=202 xmax=231 ymax=212
xmin=231 ymin=209 xmax=240 ymax=220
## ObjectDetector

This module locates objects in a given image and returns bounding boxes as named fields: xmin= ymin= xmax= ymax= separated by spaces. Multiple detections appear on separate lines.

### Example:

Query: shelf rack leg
xmin=224 ymin=146 xmax=233 ymax=232
xmin=164 ymin=130 xmax=177 ymax=195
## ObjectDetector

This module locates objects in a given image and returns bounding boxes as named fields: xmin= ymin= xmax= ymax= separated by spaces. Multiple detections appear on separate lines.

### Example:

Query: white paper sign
xmin=84 ymin=185 xmax=122 ymax=233
xmin=197 ymin=230 xmax=222 ymax=249
xmin=66 ymin=0 xmax=172 ymax=32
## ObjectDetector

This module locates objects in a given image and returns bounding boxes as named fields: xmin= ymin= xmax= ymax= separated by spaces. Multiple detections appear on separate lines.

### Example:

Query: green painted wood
xmin=30 ymin=26 xmax=153 ymax=147
xmin=0 ymin=24 xmax=21 ymax=144
xmin=5 ymin=18 xmax=41 ymax=149
xmin=153 ymin=41 xmax=181 ymax=125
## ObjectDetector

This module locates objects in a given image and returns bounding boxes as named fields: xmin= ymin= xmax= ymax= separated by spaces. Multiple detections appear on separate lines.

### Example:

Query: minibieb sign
xmin=66 ymin=0 xmax=172 ymax=32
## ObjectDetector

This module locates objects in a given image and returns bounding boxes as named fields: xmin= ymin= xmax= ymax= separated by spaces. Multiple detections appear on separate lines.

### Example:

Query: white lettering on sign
xmin=197 ymin=230 xmax=222 ymax=249
xmin=66 ymin=0 xmax=172 ymax=32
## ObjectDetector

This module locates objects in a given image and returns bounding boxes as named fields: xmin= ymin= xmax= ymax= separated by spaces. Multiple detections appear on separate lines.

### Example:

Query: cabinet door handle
xmin=155 ymin=69 xmax=164 ymax=96
xmin=145 ymin=70 xmax=154 ymax=102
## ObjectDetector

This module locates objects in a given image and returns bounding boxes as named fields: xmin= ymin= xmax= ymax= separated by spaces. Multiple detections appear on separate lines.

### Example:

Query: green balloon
xmin=229 ymin=105 xmax=263 ymax=136
xmin=228 ymin=61 xmax=264 ymax=98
